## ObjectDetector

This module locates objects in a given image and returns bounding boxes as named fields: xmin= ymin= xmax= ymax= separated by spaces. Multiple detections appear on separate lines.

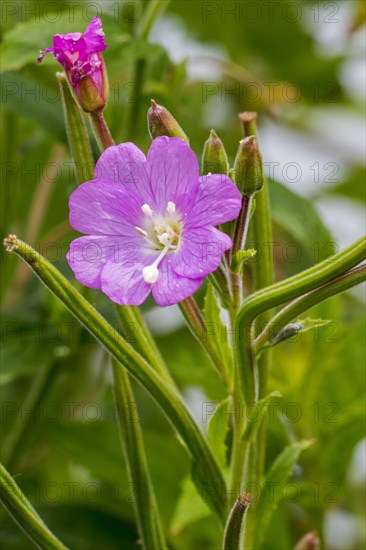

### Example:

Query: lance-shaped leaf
xmin=0 ymin=463 xmax=67 ymax=550
xmin=57 ymin=72 xmax=94 ymax=184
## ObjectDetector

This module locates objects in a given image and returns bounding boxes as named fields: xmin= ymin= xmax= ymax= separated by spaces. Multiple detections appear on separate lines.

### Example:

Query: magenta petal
xmin=172 ymin=226 xmax=232 ymax=279
xmin=83 ymin=16 xmax=106 ymax=54
xmin=152 ymin=258 xmax=204 ymax=307
xmin=186 ymin=174 xmax=241 ymax=229
xmin=67 ymin=235 xmax=120 ymax=289
xmin=146 ymin=137 xmax=199 ymax=214
xmin=94 ymin=143 xmax=154 ymax=204
xmin=100 ymin=252 xmax=156 ymax=306
xmin=69 ymin=180 xmax=145 ymax=237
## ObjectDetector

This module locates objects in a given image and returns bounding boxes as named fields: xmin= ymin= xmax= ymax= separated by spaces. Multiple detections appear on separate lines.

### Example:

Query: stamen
xmin=167 ymin=201 xmax=176 ymax=214
xmin=141 ymin=203 xmax=153 ymax=216
xmin=135 ymin=226 xmax=148 ymax=237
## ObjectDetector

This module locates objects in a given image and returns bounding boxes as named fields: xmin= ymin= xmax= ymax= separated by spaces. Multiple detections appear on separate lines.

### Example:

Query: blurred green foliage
xmin=1 ymin=1 xmax=365 ymax=548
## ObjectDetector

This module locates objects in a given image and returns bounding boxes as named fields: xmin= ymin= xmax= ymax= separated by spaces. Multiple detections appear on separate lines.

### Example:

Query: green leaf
xmin=243 ymin=391 xmax=282 ymax=442
xmin=203 ymin=284 xmax=233 ymax=378
xmin=170 ymin=476 xmax=212 ymax=534
xmin=231 ymin=249 xmax=257 ymax=274
xmin=253 ymin=440 xmax=313 ymax=549
xmin=207 ymin=397 xmax=231 ymax=468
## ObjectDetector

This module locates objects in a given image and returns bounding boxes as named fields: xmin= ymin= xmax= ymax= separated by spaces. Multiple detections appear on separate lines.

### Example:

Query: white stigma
xmin=141 ymin=203 xmax=153 ymax=216
xmin=167 ymin=201 xmax=176 ymax=214
xmin=142 ymin=265 xmax=159 ymax=284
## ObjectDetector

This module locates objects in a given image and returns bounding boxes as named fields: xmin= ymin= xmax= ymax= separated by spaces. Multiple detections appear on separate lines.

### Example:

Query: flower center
xmin=135 ymin=201 xmax=182 ymax=284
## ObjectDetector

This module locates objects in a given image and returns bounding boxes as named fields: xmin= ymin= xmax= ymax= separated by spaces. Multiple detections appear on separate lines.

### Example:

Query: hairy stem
xmin=1 ymin=463 xmax=67 ymax=550
xmin=112 ymin=360 xmax=167 ymax=550
xmin=90 ymin=109 xmax=115 ymax=150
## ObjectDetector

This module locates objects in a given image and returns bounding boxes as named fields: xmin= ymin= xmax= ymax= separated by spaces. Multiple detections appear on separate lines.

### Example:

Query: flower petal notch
xmin=67 ymin=137 xmax=241 ymax=307
xmin=38 ymin=16 xmax=108 ymax=112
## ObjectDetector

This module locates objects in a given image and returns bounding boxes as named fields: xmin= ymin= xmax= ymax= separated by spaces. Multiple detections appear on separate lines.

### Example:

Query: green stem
xmin=241 ymin=113 xmax=273 ymax=500
xmin=231 ymin=195 xmax=253 ymax=259
xmin=256 ymin=264 xmax=366 ymax=350
xmin=112 ymin=360 xmax=167 ymax=550
xmin=238 ymin=236 xmax=366 ymax=332
xmin=0 ymin=463 xmax=67 ymax=550
xmin=4 ymin=237 xmax=227 ymax=522
xmin=241 ymin=112 xmax=273 ymax=397
xmin=90 ymin=109 xmax=115 ymax=150
xmin=57 ymin=73 xmax=94 ymax=183
xmin=179 ymin=296 xmax=229 ymax=385
xmin=126 ymin=58 xmax=146 ymax=142
xmin=223 ymin=493 xmax=253 ymax=550
xmin=115 ymin=305 xmax=173 ymax=385
xmin=137 ymin=0 xmax=171 ymax=39
xmin=228 ymin=312 xmax=256 ymax=507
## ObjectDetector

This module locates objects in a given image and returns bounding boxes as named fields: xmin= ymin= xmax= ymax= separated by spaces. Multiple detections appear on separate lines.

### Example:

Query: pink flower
xmin=38 ymin=16 xmax=108 ymax=112
xmin=66 ymin=137 xmax=241 ymax=307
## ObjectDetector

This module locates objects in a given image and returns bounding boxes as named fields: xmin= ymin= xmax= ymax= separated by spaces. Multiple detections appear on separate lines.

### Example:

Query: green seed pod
xmin=234 ymin=135 xmax=263 ymax=196
xmin=147 ymin=99 xmax=189 ymax=143
xmin=202 ymin=129 xmax=229 ymax=175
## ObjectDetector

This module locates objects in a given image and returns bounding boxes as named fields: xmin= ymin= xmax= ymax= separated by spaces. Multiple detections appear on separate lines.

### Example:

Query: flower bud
xmin=147 ymin=99 xmax=189 ymax=143
xmin=234 ymin=136 xmax=263 ymax=196
xmin=202 ymin=129 xmax=229 ymax=175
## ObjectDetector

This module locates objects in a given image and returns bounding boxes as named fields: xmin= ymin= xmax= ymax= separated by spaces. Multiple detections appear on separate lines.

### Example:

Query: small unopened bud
xmin=147 ymin=99 xmax=189 ymax=143
xmin=234 ymin=136 xmax=263 ymax=196
xmin=202 ymin=129 xmax=229 ymax=175
xmin=295 ymin=531 xmax=320 ymax=550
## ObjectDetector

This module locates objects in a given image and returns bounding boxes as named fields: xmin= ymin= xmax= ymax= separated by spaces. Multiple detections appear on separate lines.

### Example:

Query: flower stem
xmin=4 ymin=236 xmax=227 ymax=522
xmin=137 ymin=0 xmax=171 ymax=39
xmin=256 ymin=264 xmax=366 ymax=350
xmin=223 ymin=493 xmax=253 ymax=550
xmin=0 ymin=463 xmax=67 ymax=550
xmin=90 ymin=109 xmax=115 ymax=150
xmin=231 ymin=196 xmax=253 ymax=259
xmin=112 ymin=360 xmax=167 ymax=550
xmin=115 ymin=305 xmax=173 ymax=386
xmin=179 ymin=296 xmax=230 ymax=385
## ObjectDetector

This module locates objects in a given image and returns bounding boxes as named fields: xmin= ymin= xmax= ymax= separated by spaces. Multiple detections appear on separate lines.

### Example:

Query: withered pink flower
xmin=38 ymin=16 xmax=108 ymax=112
